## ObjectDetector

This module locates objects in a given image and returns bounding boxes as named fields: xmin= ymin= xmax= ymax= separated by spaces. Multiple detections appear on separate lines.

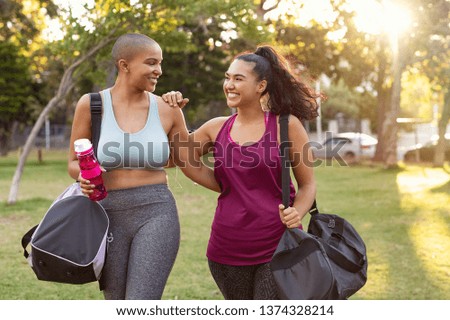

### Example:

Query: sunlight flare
xmin=349 ymin=0 xmax=412 ymax=36
xmin=396 ymin=168 xmax=450 ymax=294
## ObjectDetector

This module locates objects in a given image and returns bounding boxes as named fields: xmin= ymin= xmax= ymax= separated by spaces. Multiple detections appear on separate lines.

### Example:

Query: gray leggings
xmin=99 ymin=184 xmax=180 ymax=300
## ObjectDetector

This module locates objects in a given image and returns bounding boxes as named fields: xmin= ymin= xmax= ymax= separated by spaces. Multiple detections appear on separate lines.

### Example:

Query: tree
xmin=320 ymin=79 xmax=377 ymax=130
xmin=304 ymin=0 xmax=448 ymax=168
xmin=155 ymin=0 xmax=271 ymax=126
xmin=0 ymin=41 xmax=32 ymax=155
xmin=400 ymin=72 xmax=434 ymax=119
xmin=8 ymin=0 xmax=182 ymax=204
xmin=7 ymin=0 xmax=272 ymax=204
xmin=243 ymin=0 xmax=449 ymax=168
xmin=0 ymin=0 xmax=58 ymax=155
xmin=410 ymin=0 xmax=450 ymax=166
xmin=0 ymin=0 xmax=57 ymax=47
xmin=374 ymin=0 xmax=450 ymax=167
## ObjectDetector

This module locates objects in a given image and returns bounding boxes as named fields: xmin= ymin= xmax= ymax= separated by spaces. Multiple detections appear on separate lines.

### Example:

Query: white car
xmin=312 ymin=132 xmax=378 ymax=163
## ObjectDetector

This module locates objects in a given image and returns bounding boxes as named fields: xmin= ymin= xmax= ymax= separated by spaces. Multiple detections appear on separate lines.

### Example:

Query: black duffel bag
xmin=270 ymin=202 xmax=368 ymax=300
xmin=270 ymin=114 xmax=368 ymax=299
xmin=270 ymin=227 xmax=335 ymax=299
xmin=307 ymin=203 xmax=368 ymax=299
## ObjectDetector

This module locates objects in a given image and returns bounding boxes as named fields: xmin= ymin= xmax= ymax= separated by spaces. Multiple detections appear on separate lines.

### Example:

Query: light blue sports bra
xmin=96 ymin=89 xmax=170 ymax=170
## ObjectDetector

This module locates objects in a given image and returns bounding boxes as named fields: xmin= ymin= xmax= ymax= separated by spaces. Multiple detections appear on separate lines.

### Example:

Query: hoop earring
xmin=260 ymin=94 xmax=270 ymax=111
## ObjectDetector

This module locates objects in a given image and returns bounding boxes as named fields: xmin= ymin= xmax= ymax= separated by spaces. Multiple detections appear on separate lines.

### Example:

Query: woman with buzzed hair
xmin=68 ymin=33 xmax=219 ymax=300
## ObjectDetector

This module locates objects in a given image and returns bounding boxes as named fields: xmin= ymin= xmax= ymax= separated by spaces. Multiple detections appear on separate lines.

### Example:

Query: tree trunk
xmin=433 ymin=90 xmax=450 ymax=167
xmin=7 ymin=34 xmax=115 ymax=204
xmin=373 ymin=35 xmax=389 ymax=162
xmin=0 ymin=133 xmax=8 ymax=156
xmin=0 ymin=121 xmax=18 ymax=156
xmin=381 ymin=35 xmax=405 ymax=168
xmin=382 ymin=94 xmax=400 ymax=168
xmin=373 ymin=88 xmax=389 ymax=162
xmin=7 ymin=96 xmax=61 ymax=204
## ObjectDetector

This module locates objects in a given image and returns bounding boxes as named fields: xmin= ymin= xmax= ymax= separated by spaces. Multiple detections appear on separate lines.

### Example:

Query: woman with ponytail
xmin=165 ymin=45 xmax=319 ymax=299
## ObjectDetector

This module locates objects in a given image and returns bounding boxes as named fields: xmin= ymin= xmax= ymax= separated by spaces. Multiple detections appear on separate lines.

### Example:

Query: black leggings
xmin=208 ymin=260 xmax=279 ymax=300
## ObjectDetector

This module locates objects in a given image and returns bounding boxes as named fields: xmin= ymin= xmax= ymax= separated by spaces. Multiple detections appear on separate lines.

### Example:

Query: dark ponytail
xmin=236 ymin=45 xmax=319 ymax=121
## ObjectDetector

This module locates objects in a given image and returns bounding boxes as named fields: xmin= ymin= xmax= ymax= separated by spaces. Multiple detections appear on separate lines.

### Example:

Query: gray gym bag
xmin=21 ymin=183 xmax=109 ymax=284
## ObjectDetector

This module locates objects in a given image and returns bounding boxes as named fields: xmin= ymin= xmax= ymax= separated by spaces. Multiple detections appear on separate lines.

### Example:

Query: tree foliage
xmin=154 ymin=0 xmax=271 ymax=126
xmin=321 ymin=79 xmax=377 ymax=128
xmin=0 ymin=41 xmax=31 ymax=155
xmin=409 ymin=0 xmax=450 ymax=165
xmin=269 ymin=0 xmax=449 ymax=167
xmin=0 ymin=0 xmax=58 ymax=155
xmin=0 ymin=0 xmax=57 ymax=46
xmin=7 ymin=0 xmax=271 ymax=203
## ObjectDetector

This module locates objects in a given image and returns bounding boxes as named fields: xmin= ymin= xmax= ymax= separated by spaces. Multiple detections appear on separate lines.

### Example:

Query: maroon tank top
xmin=207 ymin=112 xmax=296 ymax=265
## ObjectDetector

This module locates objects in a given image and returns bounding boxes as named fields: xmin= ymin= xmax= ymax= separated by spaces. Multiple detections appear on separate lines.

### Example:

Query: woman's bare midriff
xmin=102 ymin=169 xmax=168 ymax=190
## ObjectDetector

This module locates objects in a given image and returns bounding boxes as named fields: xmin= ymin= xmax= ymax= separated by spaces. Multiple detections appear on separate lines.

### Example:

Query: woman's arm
xmin=168 ymin=106 xmax=221 ymax=192
xmin=67 ymin=94 xmax=97 ymax=196
xmin=68 ymin=94 xmax=91 ymax=179
xmin=279 ymin=115 xmax=316 ymax=228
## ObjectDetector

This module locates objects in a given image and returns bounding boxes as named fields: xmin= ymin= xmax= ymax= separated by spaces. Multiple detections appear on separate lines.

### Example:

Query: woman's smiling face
xmin=223 ymin=59 xmax=265 ymax=109
xmin=126 ymin=43 xmax=163 ymax=92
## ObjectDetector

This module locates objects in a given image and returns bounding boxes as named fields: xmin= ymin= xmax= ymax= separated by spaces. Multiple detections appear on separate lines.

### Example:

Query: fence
xmin=11 ymin=124 xmax=71 ymax=150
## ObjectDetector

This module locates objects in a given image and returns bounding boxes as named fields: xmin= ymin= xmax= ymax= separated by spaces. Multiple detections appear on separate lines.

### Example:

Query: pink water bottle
xmin=74 ymin=138 xmax=107 ymax=201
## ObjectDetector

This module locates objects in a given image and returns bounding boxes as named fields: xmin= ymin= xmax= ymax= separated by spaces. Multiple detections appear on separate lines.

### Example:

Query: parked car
xmin=403 ymin=134 xmax=450 ymax=162
xmin=312 ymin=132 xmax=378 ymax=163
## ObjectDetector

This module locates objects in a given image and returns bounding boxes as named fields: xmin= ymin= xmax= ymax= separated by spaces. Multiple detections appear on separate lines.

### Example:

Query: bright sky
xmin=265 ymin=0 xmax=412 ymax=35
xmin=43 ymin=0 xmax=94 ymax=41
xmin=44 ymin=0 xmax=412 ymax=41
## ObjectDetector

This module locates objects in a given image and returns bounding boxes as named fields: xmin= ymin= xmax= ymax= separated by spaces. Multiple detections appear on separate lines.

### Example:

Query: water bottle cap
xmin=74 ymin=138 xmax=93 ymax=153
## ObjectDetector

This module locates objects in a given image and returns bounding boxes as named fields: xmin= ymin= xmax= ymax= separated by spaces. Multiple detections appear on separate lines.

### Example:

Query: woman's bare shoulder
xmin=196 ymin=116 xmax=230 ymax=133
xmin=75 ymin=94 xmax=91 ymax=111
xmin=202 ymin=116 xmax=230 ymax=127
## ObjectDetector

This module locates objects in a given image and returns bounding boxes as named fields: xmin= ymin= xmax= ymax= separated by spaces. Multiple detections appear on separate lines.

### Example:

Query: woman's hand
xmin=162 ymin=91 xmax=189 ymax=108
xmin=279 ymin=204 xmax=302 ymax=229
xmin=77 ymin=167 xmax=106 ymax=197
xmin=78 ymin=173 xmax=94 ymax=197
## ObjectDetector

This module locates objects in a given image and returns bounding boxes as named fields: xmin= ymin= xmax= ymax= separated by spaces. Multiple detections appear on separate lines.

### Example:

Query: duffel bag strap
xmin=309 ymin=199 xmax=319 ymax=214
xmin=279 ymin=113 xmax=291 ymax=208
xmin=317 ymin=236 xmax=365 ymax=273
xmin=279 ymin=115 xmax=319 ymax=213
xmin=21 ymin=225 xmax=38 ymax=259
xmin=308 ymin=202 xmax=342 ymax=248
xmin=309 ymin=205 xmax=365 ymax=273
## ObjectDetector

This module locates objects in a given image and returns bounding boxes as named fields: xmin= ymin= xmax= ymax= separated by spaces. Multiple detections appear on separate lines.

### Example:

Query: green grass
xmin=0 ymin=150 xmax=449 ymax=299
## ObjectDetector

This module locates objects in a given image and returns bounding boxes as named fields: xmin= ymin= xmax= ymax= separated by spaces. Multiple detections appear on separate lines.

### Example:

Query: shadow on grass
xmin=429 ymin=180 xmax=450 ymax=194
xmin=314 ymin=164 xmax=448 ymax=299
xmin=374 ymin=167 xmax=448 ymax=299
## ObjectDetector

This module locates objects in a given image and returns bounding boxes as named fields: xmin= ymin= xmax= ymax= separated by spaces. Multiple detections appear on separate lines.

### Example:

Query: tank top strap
xmin=100 ymin=89 xmax=111 ymax=112
xmin=215 ymin=114 xmax=237 ymax=144
xmin=100 ymin=89 xmax=114 ymax=124
xmin=265 ymin=112 xmax=278 ymax=139
xmin=148 ymin=93 xmax=159 ymax=120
